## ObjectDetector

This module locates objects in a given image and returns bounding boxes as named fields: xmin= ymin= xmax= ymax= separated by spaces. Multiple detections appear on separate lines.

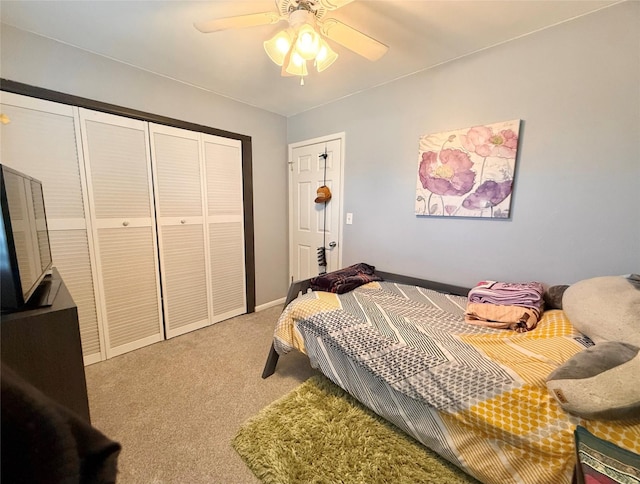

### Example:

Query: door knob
xmin=329 ymin=241 xmax=337 ymax=249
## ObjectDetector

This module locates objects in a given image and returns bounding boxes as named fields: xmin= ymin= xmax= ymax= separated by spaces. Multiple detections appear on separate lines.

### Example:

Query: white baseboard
xmin=255 ymin=297 xmax=286 ymax=312
xmin=84 ymin=353 xmax=103 ymax=367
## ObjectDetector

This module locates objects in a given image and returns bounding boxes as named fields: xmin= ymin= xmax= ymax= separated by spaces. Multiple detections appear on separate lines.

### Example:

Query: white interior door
xmin=289 ymin=134 xmax=344 ymax=282
xmin=202 ymin=133 xmax=247 ymax=322
xmin=79 ymin=109 xmax=163 ymax=358
xmin=1 ymin=93 xmax=105 ymax=365
xmin=149 ymin=123 xmax=212 ymax=338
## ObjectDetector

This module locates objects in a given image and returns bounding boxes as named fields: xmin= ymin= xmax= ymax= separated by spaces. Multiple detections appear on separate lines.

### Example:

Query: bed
xmin=262 ymin=268 xmax=640 ymax=484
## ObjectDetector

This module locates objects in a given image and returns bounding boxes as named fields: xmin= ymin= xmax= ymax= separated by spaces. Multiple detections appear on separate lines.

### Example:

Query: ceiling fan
xmin=194 ymin=0 xmax=388 ymax=83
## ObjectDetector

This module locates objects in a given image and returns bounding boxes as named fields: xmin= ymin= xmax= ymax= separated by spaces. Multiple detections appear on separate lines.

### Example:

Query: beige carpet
xmin=85 ymin=305 xmax=318 ymax=484
xmin=233 ymin=374 xmax=481 ymax=484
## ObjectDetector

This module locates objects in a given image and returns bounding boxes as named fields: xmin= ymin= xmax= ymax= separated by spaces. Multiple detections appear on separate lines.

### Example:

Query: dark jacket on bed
xmin=310 ymin=262 xmax=382 ymax=294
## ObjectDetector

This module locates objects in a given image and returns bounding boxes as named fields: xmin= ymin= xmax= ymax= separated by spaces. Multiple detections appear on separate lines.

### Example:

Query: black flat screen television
xmin=1 ymin=164 xmax=55 ymax=312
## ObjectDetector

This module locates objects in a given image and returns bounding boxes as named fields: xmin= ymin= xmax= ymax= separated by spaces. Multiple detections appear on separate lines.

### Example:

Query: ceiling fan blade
xmin=317 ymin=0 xmax=355 ymax=10
xmin=319 ymin=19 xmax=388 ymax=61
xmin=194 ymin=12 xmax=280 ymax=33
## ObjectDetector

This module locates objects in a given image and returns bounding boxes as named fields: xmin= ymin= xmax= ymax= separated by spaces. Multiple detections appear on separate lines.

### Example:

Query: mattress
xmin=273 ymin=280 xmax=640 ymax=484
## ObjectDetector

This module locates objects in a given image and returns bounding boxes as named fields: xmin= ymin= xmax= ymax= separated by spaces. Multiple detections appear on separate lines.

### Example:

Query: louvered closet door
xmin=79 ymin=109 xmax=163 ymax=358
xmin=202 ymin=134 xmax=246 ymax=321
xmin=1 ymin=93 xmax=104 ymax=364
xmin=149 ymin=123 xmax=212 ymax=338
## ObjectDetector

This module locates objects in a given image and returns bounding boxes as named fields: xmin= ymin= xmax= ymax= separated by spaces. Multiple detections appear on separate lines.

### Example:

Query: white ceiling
xmin=1 ymin=0 xmax=620 ymax=117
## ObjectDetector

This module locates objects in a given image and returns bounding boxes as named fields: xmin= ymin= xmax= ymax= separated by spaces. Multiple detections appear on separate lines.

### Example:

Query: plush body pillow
xmin=562 ymin=275 xmax=640 ymax=346
xmin=546 ymin=342 xmax=640 ymax=420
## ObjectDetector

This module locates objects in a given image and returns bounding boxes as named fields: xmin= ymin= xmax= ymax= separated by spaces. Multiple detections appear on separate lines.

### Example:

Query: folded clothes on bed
xmin=310 ymin=262 xmax=382 ymax=294
xmin=466 ymin=280 xmax=545 ymax=332
xmin=468 ymin=280 xmax=545 ymax=309
xmin=465 ymin=302 xmax=540 ymax=331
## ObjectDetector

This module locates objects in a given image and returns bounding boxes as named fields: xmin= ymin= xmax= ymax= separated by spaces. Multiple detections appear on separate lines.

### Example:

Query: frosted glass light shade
xmin=315 ymin=39 xmax=338 ymax=72
xmin=295 ymin=24 xmax=320 ymax=60
xmin=264 ymin=30 xmax=293 ymax=66
xmin=285 ymin=51 xmax=308 ymax=77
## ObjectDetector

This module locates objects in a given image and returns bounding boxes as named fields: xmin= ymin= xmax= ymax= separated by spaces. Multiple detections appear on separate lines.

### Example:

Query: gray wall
xmin=288 ymin=1 xmax=640 ymax=288
xmin=0 ymin=24 xmax=289 ymax=306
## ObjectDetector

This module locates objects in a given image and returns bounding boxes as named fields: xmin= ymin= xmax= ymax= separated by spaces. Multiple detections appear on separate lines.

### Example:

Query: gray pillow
xmin=562 ymin=275 xmax=640 ymax=346
xmin=544 ymin=285 xmax=569 ymax=310
xmin=546 ymin=342 xmax=640 ymax=420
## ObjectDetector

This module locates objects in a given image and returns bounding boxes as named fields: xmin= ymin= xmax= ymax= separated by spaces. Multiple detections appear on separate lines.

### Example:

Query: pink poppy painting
xmin=416 ymin=119 xmax=521 ymax=218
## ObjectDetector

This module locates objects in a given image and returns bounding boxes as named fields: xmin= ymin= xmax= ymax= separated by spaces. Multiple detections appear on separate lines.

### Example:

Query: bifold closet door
xmin=202 ymin=134 xmax=246 ymax=321
xmin=0 ymin=93 xmax=104 ymax=364
xmin=79 ymin=109 xmax=163 ymax=358
xmin=149 ymin=123 xmax=212 ymax=338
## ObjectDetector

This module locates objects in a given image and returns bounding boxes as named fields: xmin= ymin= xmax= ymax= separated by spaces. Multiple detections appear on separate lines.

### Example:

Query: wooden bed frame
xmin=261 ymin=270 xmax=471 ymax=378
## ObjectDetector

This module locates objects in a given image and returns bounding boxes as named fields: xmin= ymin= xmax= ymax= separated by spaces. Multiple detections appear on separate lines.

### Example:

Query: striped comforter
xmin=273 ymin=281 xmax=640 ymax=484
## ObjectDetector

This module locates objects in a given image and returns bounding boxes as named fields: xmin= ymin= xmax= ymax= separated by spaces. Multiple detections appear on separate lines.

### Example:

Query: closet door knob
xmin=122 ymin=221 xmax=129 ymax=227
xmin=181 ymin=219 xmax=186 ymax=224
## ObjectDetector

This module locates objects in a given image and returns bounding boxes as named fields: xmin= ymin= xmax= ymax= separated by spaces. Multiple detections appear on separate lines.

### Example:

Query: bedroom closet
xmin=0 ymin=87 xmax=251 ymax=364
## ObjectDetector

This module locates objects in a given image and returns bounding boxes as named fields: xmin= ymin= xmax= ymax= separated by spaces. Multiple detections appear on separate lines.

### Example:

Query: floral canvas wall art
xmin=415 ymin=119 xmax=521 ymax=218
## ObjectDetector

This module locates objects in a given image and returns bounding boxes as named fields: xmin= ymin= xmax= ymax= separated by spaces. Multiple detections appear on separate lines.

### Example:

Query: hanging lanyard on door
xmin=316 ymin=146 xmax=330 ymax=274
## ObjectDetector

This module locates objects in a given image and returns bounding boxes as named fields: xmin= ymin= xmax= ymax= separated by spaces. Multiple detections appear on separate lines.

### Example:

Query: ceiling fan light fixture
xmin=197 ymin=0 xmax=388 ymax=85
xmin=264 ymin=30 xmax=293 ymax=66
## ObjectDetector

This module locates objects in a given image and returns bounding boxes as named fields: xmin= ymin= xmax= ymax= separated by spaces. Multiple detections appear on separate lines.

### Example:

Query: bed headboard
xmin=375 ymin=271 xmax=471 ymax=297
xmin=283 ymin=270 xmax=470 ymax=308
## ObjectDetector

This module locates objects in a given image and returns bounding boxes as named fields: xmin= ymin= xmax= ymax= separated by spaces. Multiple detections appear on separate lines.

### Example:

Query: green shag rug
xmin=233 ymin=375 xmax=481 ymax=484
